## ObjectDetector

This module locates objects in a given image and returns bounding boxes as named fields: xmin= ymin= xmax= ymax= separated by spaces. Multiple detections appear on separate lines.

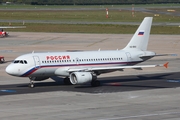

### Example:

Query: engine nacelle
xmin=29 ymin=76 xmax=49 ymax=81
xmin=70 ymin=72 xmax=92 ymax=84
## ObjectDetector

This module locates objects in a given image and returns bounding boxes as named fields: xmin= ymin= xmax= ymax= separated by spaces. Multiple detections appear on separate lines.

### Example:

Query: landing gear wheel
xmin=91 ymin=80 xmax=100 ymax=87
xmin=63 ymin=77 xmax=72 ymax=85
xmin=29 ymin=82 xmax=34 ymax=88
xmin=29 ymin=77 xmax=35 ymax=88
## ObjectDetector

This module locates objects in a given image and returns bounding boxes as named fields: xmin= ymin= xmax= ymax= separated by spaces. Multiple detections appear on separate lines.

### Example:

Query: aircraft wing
xmin=0 ymin=26 xmax=26 ymax=28
xmin=68 ymin=62 xmax=168 ymax=72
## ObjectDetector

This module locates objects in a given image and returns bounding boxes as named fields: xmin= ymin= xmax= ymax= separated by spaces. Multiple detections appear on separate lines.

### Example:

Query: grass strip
xmin=4 ymin=23 xmax=180 ymax=34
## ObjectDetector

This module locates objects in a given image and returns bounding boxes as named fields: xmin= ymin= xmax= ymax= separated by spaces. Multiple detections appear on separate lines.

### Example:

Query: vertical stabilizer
xmin=123 ymin=17 xmax=153 ymax=51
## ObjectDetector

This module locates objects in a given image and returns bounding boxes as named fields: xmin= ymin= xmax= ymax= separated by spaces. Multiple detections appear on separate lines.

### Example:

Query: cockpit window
xmin=20 ymin=60 xmax=23 ymax=64
xmin=24 ymin=60 xmax=27 ymax=64
xmin=13 ymin=60 xmax=28 ymax=64
xmin=14 ymin=60 xmax=19 ymax=63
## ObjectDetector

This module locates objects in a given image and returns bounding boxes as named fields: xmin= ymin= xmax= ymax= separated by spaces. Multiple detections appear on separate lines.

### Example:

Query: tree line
xmin=1 ymin=0 xmax=180 ymax=5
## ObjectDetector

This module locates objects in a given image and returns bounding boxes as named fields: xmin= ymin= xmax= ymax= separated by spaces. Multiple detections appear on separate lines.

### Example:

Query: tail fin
xmin=123 ymin=17 xmax=153 ymax=51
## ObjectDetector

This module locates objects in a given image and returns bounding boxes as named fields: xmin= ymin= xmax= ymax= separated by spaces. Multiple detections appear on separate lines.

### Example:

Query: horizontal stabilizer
xmin=140 ymin=54 xmax=177 ymax=60
xmin=154 ymin=54 xmax=177 ymax=57
xmin=133 ymin=68 xmax=143 ymax=70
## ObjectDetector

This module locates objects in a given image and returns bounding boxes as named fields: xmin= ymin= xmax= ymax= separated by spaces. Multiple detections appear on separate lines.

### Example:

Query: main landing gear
xmin=91 ymin=74 xmax=100 ymax=87
xmin=63 ymin=77 xmax=72 ymax=85
xmin=63 ymin=77 xmax=100 ymax=87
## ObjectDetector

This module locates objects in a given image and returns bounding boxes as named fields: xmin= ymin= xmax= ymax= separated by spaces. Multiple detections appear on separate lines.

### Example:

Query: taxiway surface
xmin=0 ymin=32 xmax=180 ymax=120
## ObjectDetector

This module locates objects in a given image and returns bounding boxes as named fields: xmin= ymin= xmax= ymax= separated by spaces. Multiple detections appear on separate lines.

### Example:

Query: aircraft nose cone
xmin=6 ymin=65 xmax=19 ymax=76
xmin=6 ymin=65 xmax=14 ymax=75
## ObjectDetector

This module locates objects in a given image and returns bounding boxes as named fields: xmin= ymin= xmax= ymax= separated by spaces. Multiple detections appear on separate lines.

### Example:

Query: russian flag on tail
xmin=138 ymin=30 xmax=144 ymax=36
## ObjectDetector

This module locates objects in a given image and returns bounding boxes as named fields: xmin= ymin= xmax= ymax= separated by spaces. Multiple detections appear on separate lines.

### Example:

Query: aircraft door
xmin=76 ymin=58 xmax=80 ymax=65
xmin=33 ymin=56 xmax=41 ymax=69
xmin=125 ymin=52 xmax=132 ymax=61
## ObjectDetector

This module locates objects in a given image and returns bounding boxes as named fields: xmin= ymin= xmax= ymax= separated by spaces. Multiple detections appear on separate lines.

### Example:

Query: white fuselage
xmin=6 ymin=50 xmax=146 ymax=77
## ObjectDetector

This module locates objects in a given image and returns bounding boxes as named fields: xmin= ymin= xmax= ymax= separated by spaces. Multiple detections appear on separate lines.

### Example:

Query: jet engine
xmin=29 ymin=76 xmax=49 ymax=81
xmin=70 ymin=72 xmax=93 ymax=84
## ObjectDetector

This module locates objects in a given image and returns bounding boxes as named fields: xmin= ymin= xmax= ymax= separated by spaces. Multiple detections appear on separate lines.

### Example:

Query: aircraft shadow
xmin=0 ymin=72 xmax=179 ymax=96
xmin=75 ymin=72 xmax=178 ymax=89
xmin=16 ymin=72 xmax=179 ymax=89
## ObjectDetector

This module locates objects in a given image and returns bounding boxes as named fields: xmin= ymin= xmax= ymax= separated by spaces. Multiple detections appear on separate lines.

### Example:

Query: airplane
xmin=0 ymin=26 xmax=26 ymax=37
xmin=6 ymin=17 xmax=170 ymax=88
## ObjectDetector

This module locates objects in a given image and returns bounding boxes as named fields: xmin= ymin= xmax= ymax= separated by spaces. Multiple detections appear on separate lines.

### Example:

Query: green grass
xmin=0 ymin=4 xmax=179 ymax=9
xmin=0 ymin=10 xmax=179 ymax=22
xmin=4 ymin=23 xmax=180 ymax=34
xmin=0 ymin=4 xmax=180 ymax=34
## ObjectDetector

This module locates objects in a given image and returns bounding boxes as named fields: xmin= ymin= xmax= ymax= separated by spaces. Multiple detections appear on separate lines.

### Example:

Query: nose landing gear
xmin=29 ymin=77 xmax=35 ymax=88
xmin=29 ymin=81 xmax=34 ymax=88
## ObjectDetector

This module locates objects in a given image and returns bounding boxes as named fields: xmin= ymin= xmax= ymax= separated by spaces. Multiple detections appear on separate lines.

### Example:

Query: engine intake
xmin=70 ymin=72 xmax=92 ymax=84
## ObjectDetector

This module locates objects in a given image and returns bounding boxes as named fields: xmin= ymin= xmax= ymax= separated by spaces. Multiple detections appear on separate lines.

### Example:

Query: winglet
xmin=163 ymin=62 xmax=169 ymax=68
